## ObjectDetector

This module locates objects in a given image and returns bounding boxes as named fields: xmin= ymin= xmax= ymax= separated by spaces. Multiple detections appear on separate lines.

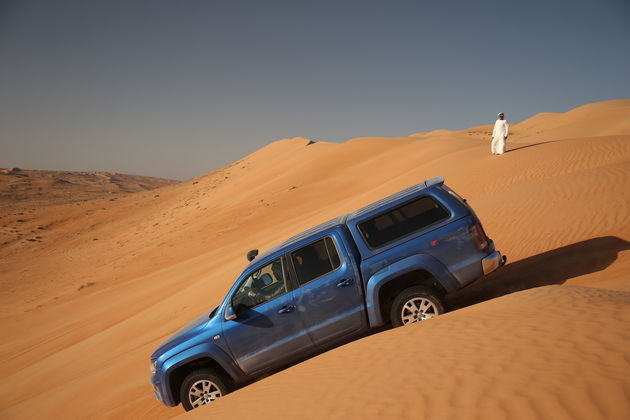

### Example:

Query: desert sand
xmin=0 ymin=168 xmax=178 ymax=207
xmin=1 ymin=99 xmax=629 ymax=419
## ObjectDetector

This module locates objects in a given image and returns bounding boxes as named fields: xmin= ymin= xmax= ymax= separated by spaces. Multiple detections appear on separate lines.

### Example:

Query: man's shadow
xmin=505 ymin=140 xmax=556 ymax=153
xmin=446 ymin=236 xmax=630 ymax=310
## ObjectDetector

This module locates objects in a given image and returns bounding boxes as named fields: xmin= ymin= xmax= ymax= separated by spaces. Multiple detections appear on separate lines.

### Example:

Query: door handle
xmin=278 ymin=305 xmax=296 ymax=314
xmin=336 ymin=278 xmax=354 ymax=287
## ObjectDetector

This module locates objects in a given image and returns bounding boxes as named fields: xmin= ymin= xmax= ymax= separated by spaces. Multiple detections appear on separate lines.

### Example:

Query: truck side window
xmin=291 ymin=237 xmax=341 ymax=286
xmin=231 ymin=258 xmax=287 ymax=313
xmin=359 ymin=196 xmax=450 ymax=249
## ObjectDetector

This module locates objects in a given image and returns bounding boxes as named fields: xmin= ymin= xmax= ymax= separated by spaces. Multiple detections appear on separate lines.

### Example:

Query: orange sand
xmin=1 ymin=100 xmax=629 ymax=419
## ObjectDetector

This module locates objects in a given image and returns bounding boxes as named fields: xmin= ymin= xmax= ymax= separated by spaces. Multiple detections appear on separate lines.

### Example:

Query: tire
xmin=390 ymin=286 xmax=444 ymax=327
xmin=180 ymin=368 xmax=228 ymax=411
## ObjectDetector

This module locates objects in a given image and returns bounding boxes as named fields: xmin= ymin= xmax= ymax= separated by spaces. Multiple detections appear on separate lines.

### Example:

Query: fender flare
xmin=364 ymin=254 xmax=458 ymax=327
xmin=161 ymin=342 xmax=243 ymax=405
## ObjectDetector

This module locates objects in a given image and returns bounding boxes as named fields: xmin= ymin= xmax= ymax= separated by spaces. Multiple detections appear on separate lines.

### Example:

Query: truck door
xmin=222 ymin=257 xmax=313 ymax=375
xmin=289 ymin=234 xmax=365 ymax=346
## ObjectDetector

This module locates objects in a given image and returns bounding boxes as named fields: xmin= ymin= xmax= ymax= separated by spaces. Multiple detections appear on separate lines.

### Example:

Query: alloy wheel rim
xmin=188 ymin=380 xmax=222 ymax=408
xmin=400 ymin=297 xmax=438 ymax=325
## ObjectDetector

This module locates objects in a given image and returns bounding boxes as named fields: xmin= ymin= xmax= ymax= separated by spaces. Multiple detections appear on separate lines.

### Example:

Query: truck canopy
xmin=247 ymin=177 xmax=445 ymax=266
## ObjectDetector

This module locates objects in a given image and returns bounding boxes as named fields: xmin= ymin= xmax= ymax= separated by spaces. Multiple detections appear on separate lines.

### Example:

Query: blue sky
xmin=1 ymin=0 xmax=629 ymax=180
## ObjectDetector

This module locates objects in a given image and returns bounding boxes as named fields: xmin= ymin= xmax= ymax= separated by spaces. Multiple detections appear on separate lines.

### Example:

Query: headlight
xmin=150 ymin=359 xmax=157 ymax=374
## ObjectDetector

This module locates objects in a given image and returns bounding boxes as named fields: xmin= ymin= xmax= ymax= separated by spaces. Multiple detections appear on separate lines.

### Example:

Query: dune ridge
xmin=0 ymin=100 xmax=629 ymax=419
xmin=410 ymin=99 xmax=630 ymax=143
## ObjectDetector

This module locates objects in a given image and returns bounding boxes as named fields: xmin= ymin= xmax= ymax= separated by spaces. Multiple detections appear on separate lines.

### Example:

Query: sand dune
xmin=411 ymin=99 xmax=630 ymax=144
xmin=0 ymin=100 xmax=629 ymax=419
xmin=509 ymin=99 xmax=630 ymax=143
xmin=181 ymin=285 xmax=630 ymax=420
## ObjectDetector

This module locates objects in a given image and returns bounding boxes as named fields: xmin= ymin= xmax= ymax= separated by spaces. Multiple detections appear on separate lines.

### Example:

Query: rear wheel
xmin=180 ymin=369 xmax=228 ymax=411
xmin=390 ymin=286 xmax=444 ymax=327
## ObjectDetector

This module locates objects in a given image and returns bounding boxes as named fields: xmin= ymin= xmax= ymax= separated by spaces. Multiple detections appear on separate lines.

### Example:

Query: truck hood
xmin=151 ymin=307 xmax=218 ymax=359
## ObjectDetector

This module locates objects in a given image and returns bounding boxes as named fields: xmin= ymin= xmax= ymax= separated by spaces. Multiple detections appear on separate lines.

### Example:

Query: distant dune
xmin=0 ymin=168 xmax=179 ymax=207
xmin=0 ymin=100 xmax=629 ymax=419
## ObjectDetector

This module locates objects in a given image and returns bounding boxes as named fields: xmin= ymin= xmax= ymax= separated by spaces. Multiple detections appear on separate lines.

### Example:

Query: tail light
xmin=469 ymin=222 xmax=489 ymax=252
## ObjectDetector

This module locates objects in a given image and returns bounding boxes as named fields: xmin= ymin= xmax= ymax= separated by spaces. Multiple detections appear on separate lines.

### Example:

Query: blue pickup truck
xmin=150 ymin=176 xmax=504 ymax=411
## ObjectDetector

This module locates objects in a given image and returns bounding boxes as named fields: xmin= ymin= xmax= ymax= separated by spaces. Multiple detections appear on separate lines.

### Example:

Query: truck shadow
xmin=445 ymin=236 xmax=630 ymax=310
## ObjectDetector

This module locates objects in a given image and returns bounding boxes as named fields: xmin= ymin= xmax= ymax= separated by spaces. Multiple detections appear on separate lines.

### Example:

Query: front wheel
xmin=390 ymin=286 xmax=444 ymax=327
xmin=180 ymin=369 xmax=228 ymax=411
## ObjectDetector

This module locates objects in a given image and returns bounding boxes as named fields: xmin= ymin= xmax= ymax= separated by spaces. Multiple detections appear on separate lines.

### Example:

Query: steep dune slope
xmin=183 ymin=285 xmax=630 ymax=420
xmin=0 ymin=101 xmax=629 ymax=419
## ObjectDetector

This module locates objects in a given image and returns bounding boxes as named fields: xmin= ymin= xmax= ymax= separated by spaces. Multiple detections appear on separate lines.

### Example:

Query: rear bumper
xmin=482 ymin=250 xmax=506 ymax=275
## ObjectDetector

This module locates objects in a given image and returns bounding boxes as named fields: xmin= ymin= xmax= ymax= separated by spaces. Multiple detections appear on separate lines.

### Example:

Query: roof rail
xmin=424 ymin=176 xmax=444 ymax=188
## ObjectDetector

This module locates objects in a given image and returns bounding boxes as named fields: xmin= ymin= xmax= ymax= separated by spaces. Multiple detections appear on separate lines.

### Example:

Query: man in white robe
xmin=491 ymin=112 xmax=509 ymax=155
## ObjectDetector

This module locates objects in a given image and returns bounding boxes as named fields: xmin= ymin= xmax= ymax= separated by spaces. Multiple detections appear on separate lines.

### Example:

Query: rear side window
xmin=291 ymin=237 xmax=341 ymax=286
xmin=358 ymin=196 xmax=450 ymax=249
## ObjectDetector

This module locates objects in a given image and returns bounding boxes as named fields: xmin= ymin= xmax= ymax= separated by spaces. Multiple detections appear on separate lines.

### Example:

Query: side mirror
xmin=224 ymin=305 xmax=237 ymax=321
xmin=246 ymin=249 xmax=259 ymax=261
